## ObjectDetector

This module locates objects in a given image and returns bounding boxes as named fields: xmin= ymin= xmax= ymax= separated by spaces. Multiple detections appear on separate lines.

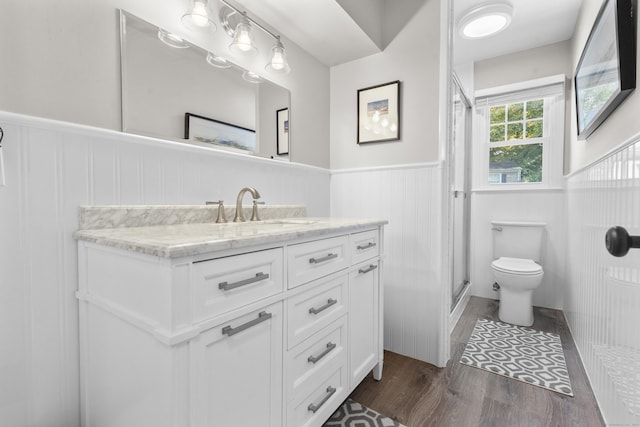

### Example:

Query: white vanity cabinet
xmin=76 ymin=219 xmax=384 ymax=427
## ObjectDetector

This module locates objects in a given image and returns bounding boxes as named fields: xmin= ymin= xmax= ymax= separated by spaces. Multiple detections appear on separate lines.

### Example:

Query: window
xmin=473 ymin=76 xmax=565 ymax=190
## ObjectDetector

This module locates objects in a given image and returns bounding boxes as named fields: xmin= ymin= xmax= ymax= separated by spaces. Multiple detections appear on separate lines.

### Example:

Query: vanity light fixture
xmin=219 ymin=1 xmax=291 ymax=74
xmin=157 ymin=29 xmax=191 ymax=48
xmin=458 ymin=2 xmax=513 ymax=39
xmin=181 ymin=0 xmax=217 ymax=32
xmin=265 ymin=36 xmax=290 ymax=74
xmin=229 ymin=14 xmax=258 ymax=55
xmin=206 ymin=52 xmax=232 ymax=68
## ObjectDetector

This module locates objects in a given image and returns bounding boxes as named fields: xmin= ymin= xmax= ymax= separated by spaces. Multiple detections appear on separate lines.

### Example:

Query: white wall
xmin=0 ymin=112 xmax=330 ymax=426
xmin=0 ymin=0 xmax=329 ymax=168
xmin=331 ymin=163 xmax=445 ymax=363
xmin=568 ymin=0 xmax=640 ymax=173
xmin=467 ymin=42 xmax=573 ymax=309
xmin=330 ymin=0 xmax=441 ymax=169
xmin=329 ymin=0 xmax=449 ymax=367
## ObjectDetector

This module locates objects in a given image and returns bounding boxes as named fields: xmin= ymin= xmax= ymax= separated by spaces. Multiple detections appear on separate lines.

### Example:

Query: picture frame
xmin=276 ymin=108 xmax=289 ymax=155
xmin=357 ymin=80 xmax=401 ymax=144
xmin=574 ymin=0 xmax=636 ymax=140
xmin=184 ymin=113 xmax=256 ymax=153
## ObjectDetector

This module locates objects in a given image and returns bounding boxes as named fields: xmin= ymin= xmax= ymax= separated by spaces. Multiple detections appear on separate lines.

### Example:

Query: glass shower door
xmin=451 ymin=75 xmax=471 ymax=310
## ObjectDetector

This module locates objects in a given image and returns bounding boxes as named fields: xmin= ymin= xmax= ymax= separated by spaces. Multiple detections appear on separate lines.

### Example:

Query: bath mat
xmin=460 ymin=318 xmax=573 ymax=396
xmin=323 ymin=398 xmax=405 ymax=427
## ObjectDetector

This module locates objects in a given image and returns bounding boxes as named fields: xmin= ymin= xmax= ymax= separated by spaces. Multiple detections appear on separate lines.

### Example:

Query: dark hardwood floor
xmin=348 ymin=296 xmax=605 ymax=427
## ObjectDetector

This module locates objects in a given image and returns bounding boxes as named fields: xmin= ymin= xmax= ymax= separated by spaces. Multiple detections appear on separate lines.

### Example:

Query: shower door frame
xmin=450 ymin=73 xmax=472 ymax=311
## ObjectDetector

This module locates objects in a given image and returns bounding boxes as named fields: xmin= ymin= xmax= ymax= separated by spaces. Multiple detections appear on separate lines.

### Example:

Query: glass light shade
xmin=181 ymin=0 xmax=216 ymax=32
xmin=242 ymin=70 xmax=263 ymax=83
xmin=206 ymin=52 xmax=231 ymax=68
xmin=265 ymin=38 xmax=290 ymax=74
xmin=157 ymin=29 xmax=190 ymax=49
xmin=229 ymin=18 xmax=258 ymax=55
xmin=459 ymin=3 xmax=513 ymax=39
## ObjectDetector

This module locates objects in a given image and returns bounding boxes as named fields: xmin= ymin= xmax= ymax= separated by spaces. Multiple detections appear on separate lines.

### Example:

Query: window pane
xmin=490 ymin=125 xmax=505 ymax=142
xmin=507 ymin=123 xmax=523 ymax=140
xmin=507 ymin=103 xmax=524 ymax=121
xmin=526 ymin=120 xmax=543 ymax=138
xmin=489 ymin=143 xmax=543 ymax=183
xmin=490 ymin=106 xmax=505 ymax=124
xmin=526 ymin=99 xmax=544 ymax=119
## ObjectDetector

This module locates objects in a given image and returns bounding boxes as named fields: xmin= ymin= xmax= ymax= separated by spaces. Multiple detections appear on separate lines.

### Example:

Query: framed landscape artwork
xmin=277 ymin=108 xmax=289 ymax=155
xmin=575 ymin=0 xmax=636 ymax=139
xmin=184 ymin=113 xmax=256 ymax=153
xmin=357 ymin=80 xmax=401 ymax=144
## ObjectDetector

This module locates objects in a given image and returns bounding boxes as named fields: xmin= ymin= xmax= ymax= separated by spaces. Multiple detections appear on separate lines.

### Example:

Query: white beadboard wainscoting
xmin=565 ymin=138 xmax=640 ymax=426
xmin=0 ymin=112 xmax=330 ymax=427
xmin=330 ymin=163 xmax=448 ymax=366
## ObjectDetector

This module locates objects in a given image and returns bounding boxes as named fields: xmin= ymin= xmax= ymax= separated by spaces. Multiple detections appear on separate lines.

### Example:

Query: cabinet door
xmin=191 ymin=302 xmax=283 ymax=427
xmin=348 ymin=261 xmax=379 ymax=388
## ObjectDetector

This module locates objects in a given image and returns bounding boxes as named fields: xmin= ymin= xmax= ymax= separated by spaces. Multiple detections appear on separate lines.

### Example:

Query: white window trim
xmin=472 ymin=75 xmax=566 ymax=191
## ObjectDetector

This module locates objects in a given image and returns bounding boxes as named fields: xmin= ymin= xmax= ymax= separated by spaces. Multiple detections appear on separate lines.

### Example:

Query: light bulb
xmin=190 ymin=2 xmax=209 ymax=27
xmin=270 ymin=51 xmax=285 ymax=70
xmin=265 ymin=38 xmax=290 ymax=74
xmin=229 ymin=18 xmax=257 ymax=55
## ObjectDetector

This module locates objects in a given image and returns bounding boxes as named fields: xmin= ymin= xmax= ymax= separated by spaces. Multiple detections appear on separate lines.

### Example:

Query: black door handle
xmin=605 ymin=226 xmax=640 ymax=257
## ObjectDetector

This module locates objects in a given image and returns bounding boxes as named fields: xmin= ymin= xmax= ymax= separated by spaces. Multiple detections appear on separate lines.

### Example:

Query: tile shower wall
xmin=0 ymin=112 xmax=330 ymax=427
xmin=330 ymin=163 xmax=447 ymax=366
xmin=566 ymin=138 xmax=640 ymax=426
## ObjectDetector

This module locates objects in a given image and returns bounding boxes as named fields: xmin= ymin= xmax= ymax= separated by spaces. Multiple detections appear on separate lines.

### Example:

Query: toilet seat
xmin=491 ymin=257 xmax=543 ymax=276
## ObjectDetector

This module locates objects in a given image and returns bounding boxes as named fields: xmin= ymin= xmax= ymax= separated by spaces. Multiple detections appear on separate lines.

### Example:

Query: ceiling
xmin=229 ymin=0 xmax=583 ymax=67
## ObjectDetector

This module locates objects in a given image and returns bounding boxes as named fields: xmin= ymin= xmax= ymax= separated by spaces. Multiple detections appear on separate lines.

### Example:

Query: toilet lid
xmin=492 ymin=257 xmax=543 ymax=275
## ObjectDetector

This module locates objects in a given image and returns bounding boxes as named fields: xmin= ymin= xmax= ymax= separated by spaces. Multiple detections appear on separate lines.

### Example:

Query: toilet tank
xmin=491 ymin=221 xmax=546 ymax=262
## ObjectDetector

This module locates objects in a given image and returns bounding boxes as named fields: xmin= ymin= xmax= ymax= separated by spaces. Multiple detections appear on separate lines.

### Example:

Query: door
xmin=450 ymin=74 xmax=472 ymax=310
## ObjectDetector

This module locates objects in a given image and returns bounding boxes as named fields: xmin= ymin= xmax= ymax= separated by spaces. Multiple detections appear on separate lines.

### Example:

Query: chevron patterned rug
xmin=460 ymin=318 xmax=573 ymax=396
xmin=324 ymin=399 xmax=405 ymax=427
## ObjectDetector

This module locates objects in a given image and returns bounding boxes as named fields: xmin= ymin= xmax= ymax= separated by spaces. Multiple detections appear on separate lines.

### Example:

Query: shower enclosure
xmin=450 ymin=75 xmax=472 ymax=310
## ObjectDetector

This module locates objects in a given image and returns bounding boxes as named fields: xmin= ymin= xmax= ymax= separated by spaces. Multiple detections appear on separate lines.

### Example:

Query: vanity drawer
xmin=287 ymin=236 xmax=349 ymax=289
xmin=193 ymin=248 xmax=284 ymax=321
xmin=351 ymin=229 xmax=380 ymax=265
xmin=287 ymin=364 xmax=347 ymax=427
xmin=287 ymin=274 xmax=347 ymax=349
xmin=286 ymin=316 xmax=346 ymax=402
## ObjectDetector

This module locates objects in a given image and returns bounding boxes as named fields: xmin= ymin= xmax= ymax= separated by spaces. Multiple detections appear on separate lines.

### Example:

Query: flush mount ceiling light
xmin=459 ymin=2 xmax=513 ymax=39
xmin=157 ymin=29 xmax=191 ymax=48
xmin=182 ymin=0 xmax=216 ymax=32
xmin=219 ymin=1 xmax=291 ymax=74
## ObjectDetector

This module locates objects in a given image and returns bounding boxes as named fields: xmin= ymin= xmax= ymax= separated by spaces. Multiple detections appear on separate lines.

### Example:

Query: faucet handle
xmin=216 ymin=200 xmax=227 ymax=223
xmin=251 ymin=200 xmax=265 ymax=221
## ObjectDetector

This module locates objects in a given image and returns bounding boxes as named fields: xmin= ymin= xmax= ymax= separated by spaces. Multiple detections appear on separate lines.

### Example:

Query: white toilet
xmin=491 ymin=221 xmax=546 ymax=327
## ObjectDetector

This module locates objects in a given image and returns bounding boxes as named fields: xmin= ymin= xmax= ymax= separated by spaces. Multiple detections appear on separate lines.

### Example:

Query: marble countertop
xmin=74 ymin=217 xmax=387 ymax=259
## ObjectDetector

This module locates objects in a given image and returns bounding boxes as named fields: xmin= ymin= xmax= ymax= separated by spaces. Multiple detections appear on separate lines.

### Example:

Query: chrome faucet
xmin=234 ymin=187 xmax=261 ymax=222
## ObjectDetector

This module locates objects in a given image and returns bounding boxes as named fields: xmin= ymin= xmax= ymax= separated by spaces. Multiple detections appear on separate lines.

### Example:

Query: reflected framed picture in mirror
xmin=575 ymin=0 xmax=636 ymax=140
xmin=357 ymin=80 xmax=401 ymax=144
xmin=184 ymin=113 xmax=256 ymax=153
xmin=277 ymin=108 xmax=289 ymax=155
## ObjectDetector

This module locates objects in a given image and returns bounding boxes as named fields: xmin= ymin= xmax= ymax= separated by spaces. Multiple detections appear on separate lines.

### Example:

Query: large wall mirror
xmin=120 ymin=10 xmax=290 ymax=160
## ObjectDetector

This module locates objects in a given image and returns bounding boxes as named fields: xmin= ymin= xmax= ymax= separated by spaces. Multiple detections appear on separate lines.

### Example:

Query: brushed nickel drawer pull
xmin=307 ymin=386 xmax=336 ymax=413
xmin=219 ymin=272 xmax=269 ymax=291
xmin=222 ymin=311 xmax=271 ymax=336
xmin=356 ymin=242 xmax=376 ymax=250
xmin=309 ymin=253 xmax=338 ymax=264
xmin=307 ymin=342 xmax=337 ymax=364
xmin=308 ymin=298 xmax=337 ymax=315
xmin=358 ymin=264 xmax=378 ymax=275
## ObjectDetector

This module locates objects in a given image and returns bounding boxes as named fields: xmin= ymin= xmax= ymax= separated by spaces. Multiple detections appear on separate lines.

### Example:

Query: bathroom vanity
xmin=74 ymin=205 xmax=386 ymax=427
